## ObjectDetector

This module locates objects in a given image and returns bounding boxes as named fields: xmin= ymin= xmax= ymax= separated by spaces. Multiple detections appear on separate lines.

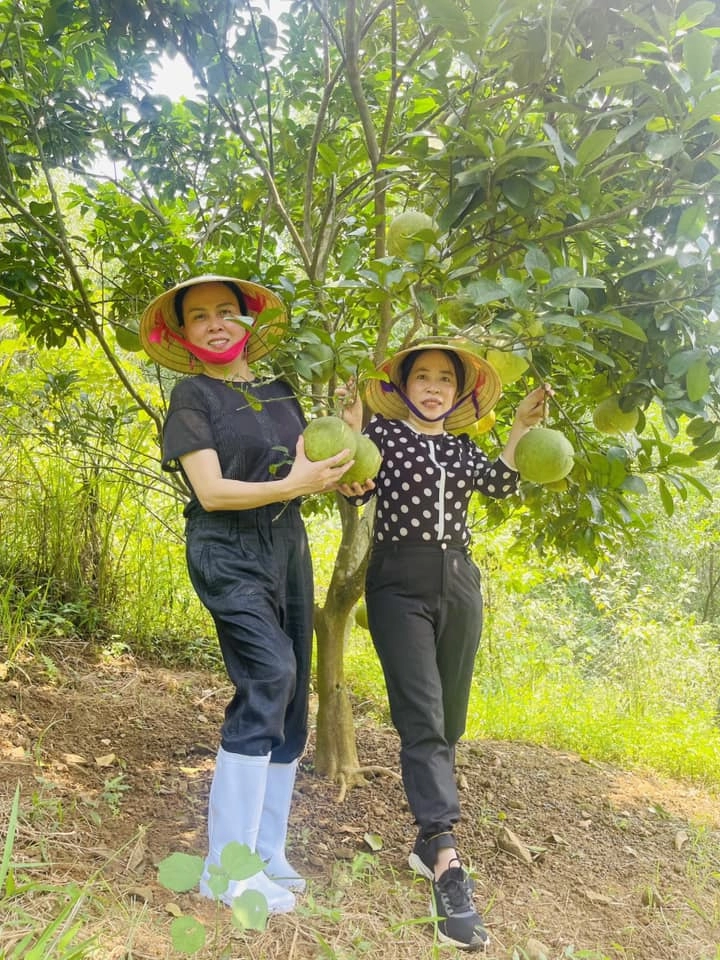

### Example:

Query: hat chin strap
xmin=167 ymin=328 xmax=251 ymax=366
xmin=383 ymin=381 xmax=481 ymax=423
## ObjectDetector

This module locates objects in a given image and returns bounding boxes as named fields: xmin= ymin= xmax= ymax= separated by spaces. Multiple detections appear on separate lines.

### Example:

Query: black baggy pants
xmin=185 ymin=503 xmax=313 ymax=763
xmin=365 ymin=541 xmax=483 ymax=836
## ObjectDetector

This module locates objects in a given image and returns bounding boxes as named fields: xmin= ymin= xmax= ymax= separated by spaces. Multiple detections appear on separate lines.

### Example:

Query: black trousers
xmin=185 ymin=504 xmax=313 ymax=763
xmin=366 ymin=541 xmax=483 ymax=836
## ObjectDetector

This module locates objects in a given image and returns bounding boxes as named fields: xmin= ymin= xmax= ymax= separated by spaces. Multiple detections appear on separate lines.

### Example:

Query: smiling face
xmin=179 ymin=281 xmax=247 ymax=353
xmin=403 ymin=349 xmax=460 ymax=433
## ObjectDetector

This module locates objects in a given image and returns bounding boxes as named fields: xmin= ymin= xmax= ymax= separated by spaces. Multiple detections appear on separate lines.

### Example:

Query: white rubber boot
xmin=199 ymin=748 xmax=295 ymax=913
xmin=256 ymin=760 xmax=306 ymax=892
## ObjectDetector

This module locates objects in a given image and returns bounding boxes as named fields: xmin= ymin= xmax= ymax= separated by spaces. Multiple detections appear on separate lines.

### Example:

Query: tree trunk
xmin=313 ymin=495 xmax=373 ymax=786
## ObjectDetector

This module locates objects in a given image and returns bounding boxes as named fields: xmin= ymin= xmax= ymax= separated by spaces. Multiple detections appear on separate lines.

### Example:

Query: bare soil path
xmin=1 ymin=657 xmax=719 ymax=959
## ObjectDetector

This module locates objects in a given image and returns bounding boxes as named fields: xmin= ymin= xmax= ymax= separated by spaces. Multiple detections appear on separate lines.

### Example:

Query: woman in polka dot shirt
xmin=339 ymin=339 xmax=550 ymax=950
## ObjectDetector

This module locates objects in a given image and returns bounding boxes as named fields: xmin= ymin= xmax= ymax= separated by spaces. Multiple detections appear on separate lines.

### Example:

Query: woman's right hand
xmin=287 ymin=434 xmax=355 ymax=496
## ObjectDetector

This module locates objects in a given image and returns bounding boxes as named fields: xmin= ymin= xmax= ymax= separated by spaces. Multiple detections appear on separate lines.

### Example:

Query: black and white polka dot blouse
xmin=348 ymin=415 xmax=519 ymax=546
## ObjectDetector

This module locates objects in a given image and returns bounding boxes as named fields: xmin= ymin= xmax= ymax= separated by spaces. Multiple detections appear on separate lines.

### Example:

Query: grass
xmin=341 ymin=547 xmax=720 ymax=789
xmin=346 ymin=615 xmax=720 ymax=786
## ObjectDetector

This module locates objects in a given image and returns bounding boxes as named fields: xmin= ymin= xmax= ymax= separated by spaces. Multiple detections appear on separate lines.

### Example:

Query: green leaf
xmin=576 ymin=128 xmax=616 ymax=167
xmin=608 ymin=457 xmax=628 ymax=488
xmin=667 ymin=349 xmax=703 ymax=377
xmin=410 ymin=96 xmax=438 ymax=116
xmin=439 ymin=186 xmax=485 ymax=231
xmin=542 ymin=123 xmax=577 ymax=170
xmin=683 ymin=90 xmax=720 ymax=128
xmin=587 ymin=492 xmax=604 ymax=523
xmin=464 ymin=278 xmax=508 ymax=305
xmin=499 ymin=277 xmax=532 ymax=309
xmin=618 ymin=315 xmax=648 ymax=341
xmin=338 ymin=241 xmax=361 ymax=274
xmin=666 ymin=452 xmax=701 ymax=467
xmin=524 ymin=247 xmax=551 ymax=280
xmin=683 ymin=31 xmax=713 ymax=83
xmin=686 ymin=357 xmax=711 ymax=402
xmin=221 ymin=841 xmax=265 ymax=881
xmin=681 ymin=472 xmax=713 ymax=498
xmin=574 ymin=343 xmax=615 ymax=366
xmin=501 ymin=176 xmax=532 ymax=208
xmin=316 ymin=142 xmax=339 ymax=174
xmin=661 ymin=408 xmax=679 ymax=438
xmin=645 ymin=134 xmax=683 ymax=162
xmin=231 ymin=888 xmax=269 ymax=931
xmin=620 ymin=475 xmax=648 ymax=496
xmin=415 ymin=289 xmax=438 ymax=316
xmin=615 ymin=114 xmax=648 ymax=145
xmin=424 ymin=0 xmax=469 ymax=31
xmin=586 ymin=67 xmax=646 ymax=89
xmin=658 ymin=478 xmax=674 ymax=517
xmin=561 ymin=56 xmax=598 ymax=95
xmin=170 ymin=915 xmax=207 ymax=955
xmin=157 ymin=852 xmax=204 ymax=893
xmin=545 ymin=313 xmax=581 ymax=328
xmin=619 ymin=255 xmax=677 ymax=278
xmin=676 ymin=204 xmax=706 ymax=242
xmin=686 ymin=417 xmax=715 ymax=439
xmin=204 ymin=864 xmax=231 ymax=898
xmin=569 ymin=287 xmax=589 ymax=312
xmin=676 ymin=1 xmax=715 ymax=30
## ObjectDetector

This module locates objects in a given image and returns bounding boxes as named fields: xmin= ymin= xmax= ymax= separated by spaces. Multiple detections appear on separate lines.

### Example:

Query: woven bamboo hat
xmin=139 ymin=274 xmax=288 ymax=373
xmin=364 ymin=337 xmax=502 ymax=431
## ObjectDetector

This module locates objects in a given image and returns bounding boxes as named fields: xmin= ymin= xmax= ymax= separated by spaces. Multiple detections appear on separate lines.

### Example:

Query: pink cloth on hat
xmin=149 ymin=310 xmax=252 ymax=366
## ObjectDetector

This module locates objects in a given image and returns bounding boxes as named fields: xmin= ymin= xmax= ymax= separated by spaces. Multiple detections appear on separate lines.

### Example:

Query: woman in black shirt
xmin=140 ymin=275 xmax=354 ymax=914
xmin=340 ymin=339 xmax=550 ymax=950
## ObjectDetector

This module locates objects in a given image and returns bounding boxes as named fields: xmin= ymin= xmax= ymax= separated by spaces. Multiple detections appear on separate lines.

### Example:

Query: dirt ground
xmin=1 ymin=655 xmax=719 ymax=960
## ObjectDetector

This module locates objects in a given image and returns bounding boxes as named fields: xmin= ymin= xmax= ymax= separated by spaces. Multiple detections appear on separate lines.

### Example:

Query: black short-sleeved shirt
xmin=349 ymin=415 xmax=519 ymax=546
xmin=162 ymin=375 xmax=306 ymax=516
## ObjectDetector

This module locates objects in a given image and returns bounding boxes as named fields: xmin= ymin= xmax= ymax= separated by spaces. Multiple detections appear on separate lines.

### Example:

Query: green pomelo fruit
xmin=355 ymin=602 xmax=369 ymax=630
xmin=592 ymin=395 xmax=639 ymax=435
xmin=387 ymin=210 xmax=438 ymax=258
xmin=340 ymin=433 xmax=382 ymax=484
xmin=514 ymin=427 xmax=574 ymax=484
xmin=303 ymin=416 xmax=357 ymax=463
xmin=486 ymin=347 xmax=530 ymax=385
xmin=115 ymin=324 xmax=142 ymax=352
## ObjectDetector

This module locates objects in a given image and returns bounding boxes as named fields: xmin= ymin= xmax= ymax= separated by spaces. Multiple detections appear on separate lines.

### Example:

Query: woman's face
xmin=180 ymin=282 xmax=246 ymax=354
xmin=404 ymin=350 xmax=459 ymax=422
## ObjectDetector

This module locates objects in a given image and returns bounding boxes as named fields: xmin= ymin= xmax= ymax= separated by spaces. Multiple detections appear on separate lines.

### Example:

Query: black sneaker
xmin=430 ymin=862 xmax=490 ymax=951
xmin=408 ymin=830 xmax=457 ymax=881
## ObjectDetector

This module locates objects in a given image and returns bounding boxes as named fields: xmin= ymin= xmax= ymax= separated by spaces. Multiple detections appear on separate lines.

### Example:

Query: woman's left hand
xmin=336 ymin=378 xmax=364 ymax=432
xmin=337 ymin=478 xmax=376 ymax=497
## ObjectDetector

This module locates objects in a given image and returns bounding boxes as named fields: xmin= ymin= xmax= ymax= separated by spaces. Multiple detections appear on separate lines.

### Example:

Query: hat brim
xmin=363 ymin=339 xmax=502 ymax=431
xmin=138 ymin=274 xmax=288 ymax=373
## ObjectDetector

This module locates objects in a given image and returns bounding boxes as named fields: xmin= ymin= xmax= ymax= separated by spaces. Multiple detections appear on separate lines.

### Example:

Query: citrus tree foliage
xmin=1 ymin=0 xmax=719 ymax=555
xmin=2 ymin=0 xmax=720 ymax=769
